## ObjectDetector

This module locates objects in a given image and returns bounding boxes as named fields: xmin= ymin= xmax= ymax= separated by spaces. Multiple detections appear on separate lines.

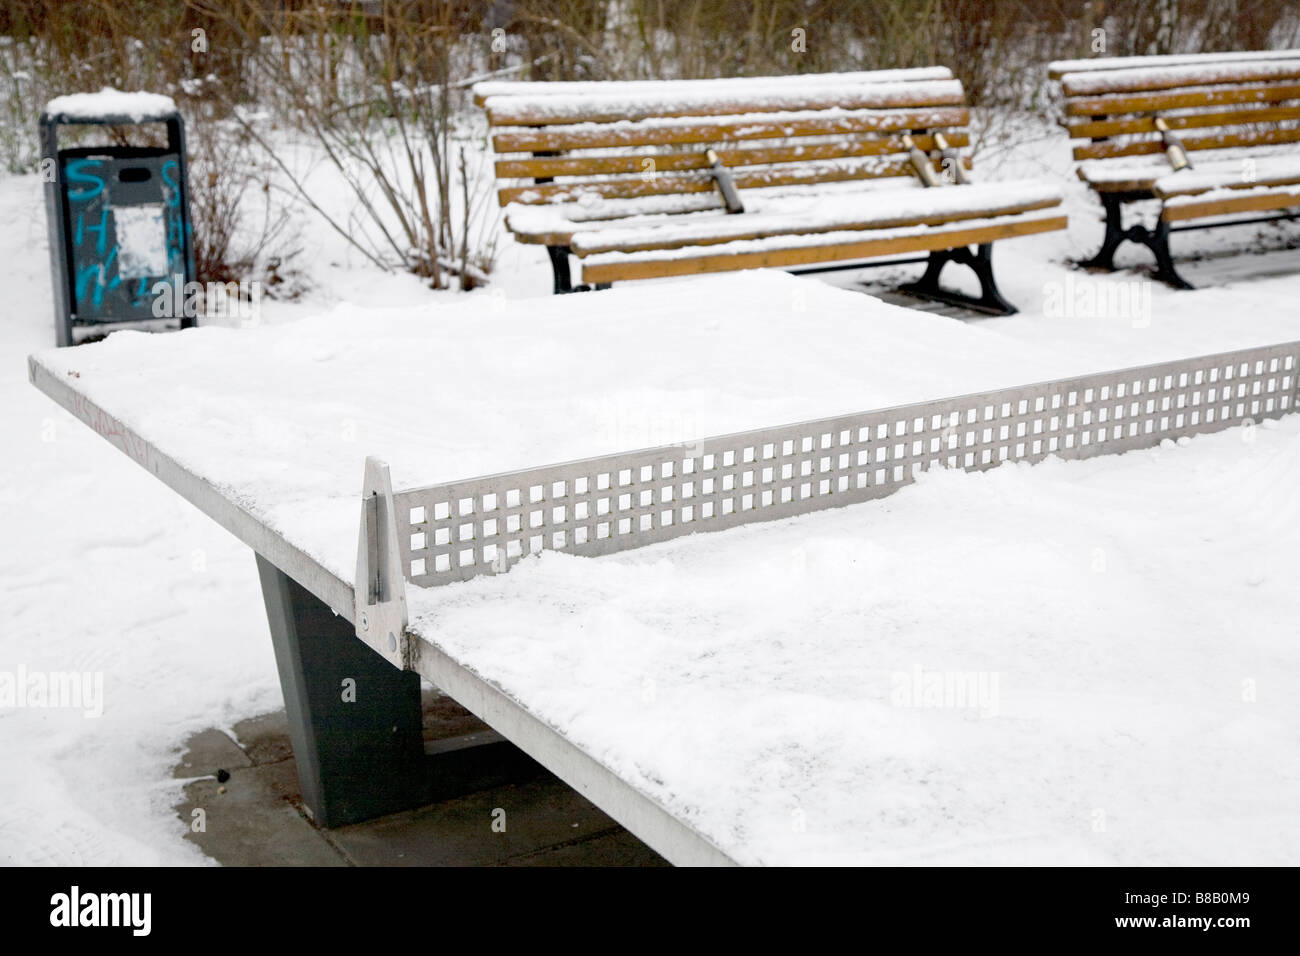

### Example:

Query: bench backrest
xmin=473 ymin=68 xmax=972 ymax=208
xmin=1053 ymin=52 xmax=1300 ymax=166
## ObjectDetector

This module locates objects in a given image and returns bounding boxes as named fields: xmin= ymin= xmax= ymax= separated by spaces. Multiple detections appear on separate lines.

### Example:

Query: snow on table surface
xmin=29 ymin=269 xmax=1300 ymax=589
xmin=44 ymin=87 xmax=177 ymax=122
xmin=409 ymin=415 xmax=1300 ymax=864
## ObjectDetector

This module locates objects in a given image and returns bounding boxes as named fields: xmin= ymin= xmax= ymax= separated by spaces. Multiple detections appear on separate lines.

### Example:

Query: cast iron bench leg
xmin=1080 ymin=192 xmax=1193 ymax=289
xmin=1149 ymin=219 xmax=1194 ymax=290
xmin=898 ymin=243 xmax=1017 ymax=315
xmin=546 ymin=245 xmax=612 ymax=294
xmin=1080 ymin=192 xmax=1126 ymax=272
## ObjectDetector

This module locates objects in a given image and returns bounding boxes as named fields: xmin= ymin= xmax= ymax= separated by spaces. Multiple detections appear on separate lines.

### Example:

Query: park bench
xmin=473 ymin=69 xmax=1067 ymax=314
xmin=1052 ymin=50 xmax=1300 ymax=288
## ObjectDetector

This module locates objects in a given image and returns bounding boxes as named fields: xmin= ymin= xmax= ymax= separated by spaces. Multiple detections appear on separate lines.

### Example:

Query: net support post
xmin=354 ymin=456 xmax=410 ymax=671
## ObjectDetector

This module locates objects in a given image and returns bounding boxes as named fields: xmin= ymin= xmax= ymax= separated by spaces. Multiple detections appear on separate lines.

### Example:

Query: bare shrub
xmin=187 ymin=113 xmax=302 ymax=296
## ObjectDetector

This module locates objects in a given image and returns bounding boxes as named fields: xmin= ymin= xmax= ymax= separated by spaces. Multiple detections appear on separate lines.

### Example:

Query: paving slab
xmin=229 ymin=711 xmax=294 ymax=767
xmin=504 ymin=829 xmax=671 ymax=867
xmin=178 ymin=759 xmax=348 ymax=866
xmin=174 ymin=727 xmax=252 ymax=777
xmin=173 ymin=693 xmax=665 ymax=866
xmin=325 ymin=774 xmax=645 ymax=867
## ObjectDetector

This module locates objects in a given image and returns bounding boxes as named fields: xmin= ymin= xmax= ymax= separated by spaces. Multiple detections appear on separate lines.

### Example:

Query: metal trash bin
xmin=40 ymin=93 xmax=196 ymax=347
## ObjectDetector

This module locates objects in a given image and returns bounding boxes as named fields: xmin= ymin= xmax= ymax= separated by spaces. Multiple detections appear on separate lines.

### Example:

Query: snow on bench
xmin=1057 ymin=59 xmax=1300 ymax=97
xmin=578 ymin=210 xmax=1068 ymax=282
xmin=1153 ymin=154 xmax=1300 ymax=197
xmin=568 ymin=183 xmax=1064 ymax=256
xmin=489 ymin=106 xmax=974 ymax=155
xmin=472 ymin=67 xmax=955 ymax=103
xmin=503 ymin=177 xmax=952 ymax=244
xmin=1054 ymin=52 xmax=1300 ymax=287
xmin=1077 ymin=147 xmax=1300 ymax=192
xmin=482 ymin=79 xmax=967 ymax=126
xmin=1161 ymin=182 xmax=1300 ymax=222
xmin=478 ymin=68 xmax=1066 ymax=313
xmin=1048 ymin=48 xmax=1300 ymax=78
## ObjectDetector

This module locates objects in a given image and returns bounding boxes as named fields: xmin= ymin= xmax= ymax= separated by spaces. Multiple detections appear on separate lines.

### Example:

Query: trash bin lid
xmin=41 ymin=88 xmax=179 ymax=126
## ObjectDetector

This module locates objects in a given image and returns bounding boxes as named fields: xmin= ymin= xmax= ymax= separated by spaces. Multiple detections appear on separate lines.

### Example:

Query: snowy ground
xmin=3 ymin=115 xmax=1300 ymax=865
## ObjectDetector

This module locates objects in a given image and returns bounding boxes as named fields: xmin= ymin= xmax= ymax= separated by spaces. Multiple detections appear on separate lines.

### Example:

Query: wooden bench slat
xmin=568 ymin=185 xmax=1062 ymax=255
xmin=472 ymin=67 xmax=954 ymax=106
xmin=1153 ymin=158 xmax=1300 ymax=197
xmin=494 ymin=132 xmax=970 ymax=179
xmin=1066 ymin=104 xmax=1300 ymax=139
xmin=1075 ymin=169 xmax=1167 ymax=193
xmin=492 ymin=107 xmax=971 ymax=153
xmin=1061 ymin=61 xmax=1300 ymax=97
xmin=1072 ymin=125 xmax=1300 ymax=162
xmin=505 ymin=180 xmax=970 ymax=246
xmin=1161 ymin=186 xmax=1300 ymax=221
xmin=1049 ymin=50 xmax=1300 ymax=80
xmin=506 ymin=194 xmax=732 ymax=245
xmin=1075 ymin=153 xmax=1299 ymax=193
xmin=484 ymin=80 xmax=967 ymax=126
xmin=498 ymin=156 xmax=970 ymax=206
xmin=578 ymin=212 xmax=1067 ymax=284
xmin=1065 ymin=82 xmax=1300 ymax=117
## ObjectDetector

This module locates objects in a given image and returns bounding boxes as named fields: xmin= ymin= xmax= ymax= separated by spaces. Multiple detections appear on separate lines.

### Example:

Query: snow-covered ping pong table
xmin=28 ymin=271 xmax=1300 ymax=865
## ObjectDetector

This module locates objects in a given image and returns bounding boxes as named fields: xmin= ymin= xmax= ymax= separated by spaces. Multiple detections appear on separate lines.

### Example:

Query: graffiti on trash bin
xmin=63 ymin=156 xmax=187 ymax=318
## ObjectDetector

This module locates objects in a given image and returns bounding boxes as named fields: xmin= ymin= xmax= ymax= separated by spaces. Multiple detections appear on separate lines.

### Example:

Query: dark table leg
xmin=255 ymin=554 xmax=539 ymax=828
xmin=256 ymin=553 xmax=428 ymax=826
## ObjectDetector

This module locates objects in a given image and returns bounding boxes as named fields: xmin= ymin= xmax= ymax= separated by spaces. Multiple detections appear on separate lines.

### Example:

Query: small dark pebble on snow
xmin=216 ymin=769 xmax=231 ymax=783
